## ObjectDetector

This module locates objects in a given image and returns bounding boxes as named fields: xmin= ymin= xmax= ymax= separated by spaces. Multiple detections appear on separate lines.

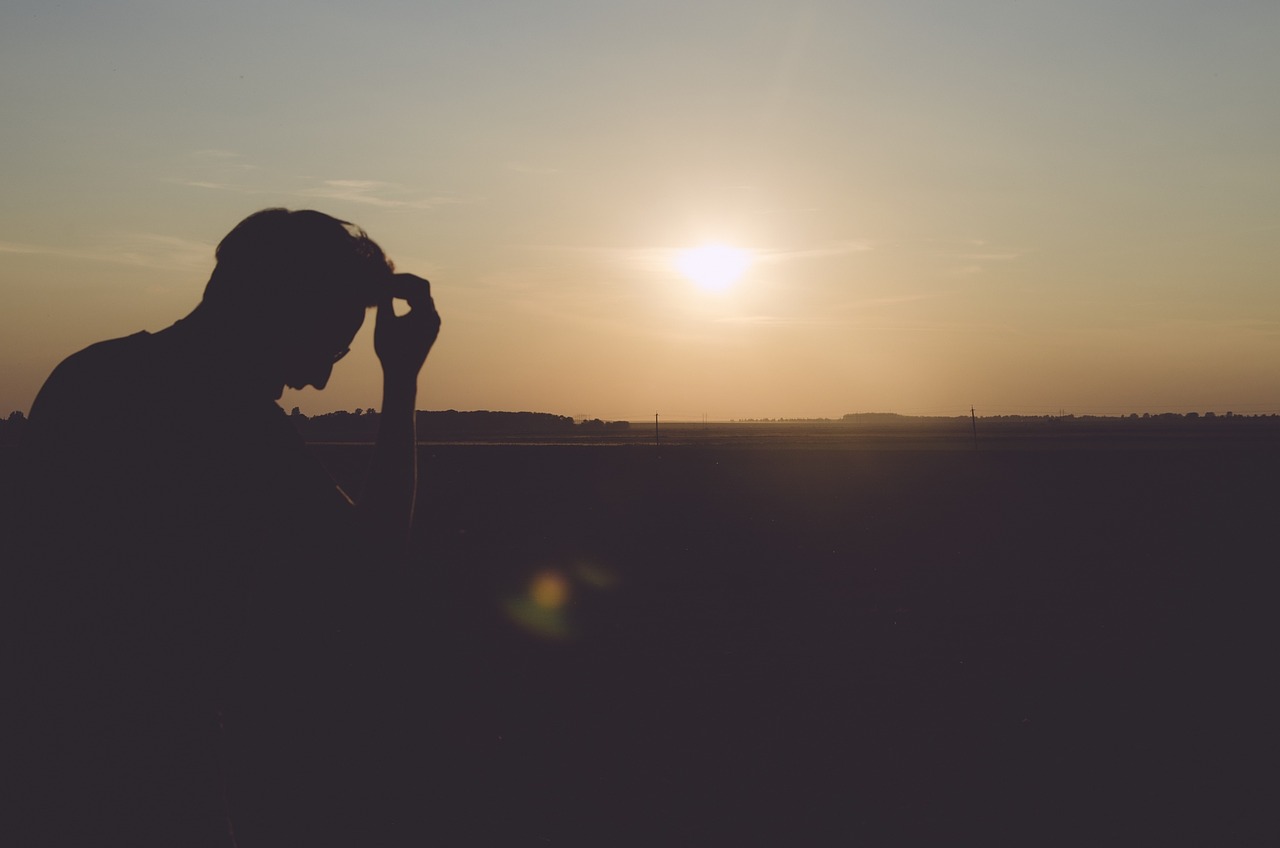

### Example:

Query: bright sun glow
xmin=676 ymin=244 xmax=752 ymax=292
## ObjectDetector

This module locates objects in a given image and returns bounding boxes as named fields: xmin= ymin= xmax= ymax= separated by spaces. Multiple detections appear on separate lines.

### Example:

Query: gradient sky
xmin=3 ymin=0 xmax=1277 ymax=420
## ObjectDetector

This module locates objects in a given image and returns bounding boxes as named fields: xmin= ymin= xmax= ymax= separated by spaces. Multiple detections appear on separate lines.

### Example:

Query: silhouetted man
xmin=10 ymin=209 xmax=440 ymax=846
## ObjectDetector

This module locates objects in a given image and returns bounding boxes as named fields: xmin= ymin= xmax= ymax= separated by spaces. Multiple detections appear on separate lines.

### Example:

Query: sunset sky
xmin=3 ymin=1 xmax=1277 ymax=420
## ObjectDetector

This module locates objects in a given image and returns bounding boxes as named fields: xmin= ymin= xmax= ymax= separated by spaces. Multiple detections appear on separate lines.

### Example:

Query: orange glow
xmin=530 ymin=569 xmax=570 ymax=610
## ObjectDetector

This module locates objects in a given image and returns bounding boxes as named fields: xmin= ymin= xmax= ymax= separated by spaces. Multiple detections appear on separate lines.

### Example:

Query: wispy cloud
xmin=712 ymin=314 xmax=844 ymax=327
xmin=957 ymin=252 xmax=1020 ymax=261
xmin=190 ymin=149 xmax=242 ymax=160
xmin=756 ymin=240 xmax=874 ymax=262
xmin=832 ymin=293 xmax=943 ymax=309
xmin=0 ymin=233 xmax=212 ymax=273
xmin=165 ymin=149 xmax=264 ymax=194
xmin=506 ymin=161 xmax=559 ymax=175
xmin=752 ymin=206 xmax=824 ymax=216
xmin=500 ymin=244 xmax=675 ymax=277
xmin=709 ymin=292 xmax=950 ymax=328
xmin=877 ymin=238 xmax=1024 ymax=276
xmin=951 ymin=252 xmax=1021 ymax=277
xmin=0 ymin=242 xmax=45 ymax=255
xmin=103 ymin=233 xmax=212 ymax=272
xmin=171 ymin=180 xmax=238 ymax=190
xmin=297 ymin=179 xmax=467 ymax=210
xmin=168 ymin=151 xmax=468 ymax=210
xmin=506 ymin=239 xmax=875 ymax=277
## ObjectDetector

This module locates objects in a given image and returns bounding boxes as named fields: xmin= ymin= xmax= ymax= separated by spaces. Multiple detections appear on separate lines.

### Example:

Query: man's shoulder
xmin=32 ymin=332 xmax=155 ymax=408
xmin=25 ymin=332 xmax=167 ymax=448
xmin=57 ymin=331 xmax=154 ymax=374
xmin=37 ymin=333 xmax=151 ymax=391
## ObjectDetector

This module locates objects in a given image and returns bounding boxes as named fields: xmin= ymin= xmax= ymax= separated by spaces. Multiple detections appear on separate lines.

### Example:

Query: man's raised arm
xmin=358 ymin=273 xmax=440 ymax=545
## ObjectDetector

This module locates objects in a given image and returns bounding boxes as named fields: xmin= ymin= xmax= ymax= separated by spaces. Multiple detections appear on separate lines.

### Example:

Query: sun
xmin=675 ymin=244 xmax=752 ymax=292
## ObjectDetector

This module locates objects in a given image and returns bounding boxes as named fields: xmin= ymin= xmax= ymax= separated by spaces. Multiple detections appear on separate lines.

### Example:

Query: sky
xmin=2 ymin=0 xmax=1278 ymax=420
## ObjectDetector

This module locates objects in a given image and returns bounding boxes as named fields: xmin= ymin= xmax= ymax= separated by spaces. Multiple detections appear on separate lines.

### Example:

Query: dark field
xmin=311 ymin=430 xmax=1276 ymax=844
xmin=4 ymin=425 xmax=1274 ymax=845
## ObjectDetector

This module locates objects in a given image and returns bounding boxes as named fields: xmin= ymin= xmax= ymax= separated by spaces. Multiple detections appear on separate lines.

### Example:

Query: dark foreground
xmin=306 ymin=438 xmax=1275 ymax=845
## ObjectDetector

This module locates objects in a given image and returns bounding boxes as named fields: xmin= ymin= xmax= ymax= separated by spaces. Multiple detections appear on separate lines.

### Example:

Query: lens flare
xmin=530 ymin=569 xmax=570 ymax=609
xmin=503 ymin=568 xmax=573 ymax=641
xmin=501 ymin=563 xmax=621 ymax=642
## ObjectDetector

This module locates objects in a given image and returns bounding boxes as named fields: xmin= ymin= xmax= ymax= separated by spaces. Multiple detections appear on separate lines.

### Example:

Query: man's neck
xmin=160 ymin=306 xmax=285 ymax=403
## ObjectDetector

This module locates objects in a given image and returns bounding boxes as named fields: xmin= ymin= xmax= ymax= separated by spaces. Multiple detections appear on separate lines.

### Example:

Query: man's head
xmin=200 ymin=209 xmax=394 ymax=393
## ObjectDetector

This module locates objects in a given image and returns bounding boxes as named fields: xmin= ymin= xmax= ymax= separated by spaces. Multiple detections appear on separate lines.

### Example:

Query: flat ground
xmin=4 ymin=427 xmax=1271 ymax=843
xmin=310 ymin=431 xmax=1276 ymax=844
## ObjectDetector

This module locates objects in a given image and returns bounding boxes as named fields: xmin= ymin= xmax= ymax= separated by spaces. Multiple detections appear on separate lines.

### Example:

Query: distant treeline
xmin=4 ymin=407 xmax=1277 ymax=447
xmin=734 ymin=413 xmax=967 ymax=423
xmin=973 ymin=412 xmax=1275 ymax=422
xmin=0 ymin=411 xmax=27 ymax=445
xmin=0 ymin=407 xmax=629 ymax=446
xmin=725 ymin=411 xmax=1280 ymax=425
xmin=292 ymin=408 xmax=631 ymax=441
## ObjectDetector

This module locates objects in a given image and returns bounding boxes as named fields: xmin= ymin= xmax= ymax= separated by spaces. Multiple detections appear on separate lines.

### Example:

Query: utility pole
xmin=654 ymin=413 xmax=659 ymax=447
xmin=971 ymin=406 xmax=979 ymax=450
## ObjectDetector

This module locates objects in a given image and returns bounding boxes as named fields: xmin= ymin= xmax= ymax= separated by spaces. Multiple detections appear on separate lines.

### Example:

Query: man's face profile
xmin=278 ymin=297 xmax=368 ymax=395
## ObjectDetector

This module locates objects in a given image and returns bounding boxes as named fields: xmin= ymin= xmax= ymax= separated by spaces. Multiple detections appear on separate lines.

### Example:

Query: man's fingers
xmin=387 ymin=273 xmax=434 ymax=310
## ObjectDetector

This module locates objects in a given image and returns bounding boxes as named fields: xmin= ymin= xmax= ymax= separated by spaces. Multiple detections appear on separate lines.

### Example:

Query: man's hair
xmin=203 ymin=209 xmax=393 ymax=314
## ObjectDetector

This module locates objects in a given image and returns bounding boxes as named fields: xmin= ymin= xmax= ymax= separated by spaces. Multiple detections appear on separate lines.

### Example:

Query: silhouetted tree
xmin=0 ymin=410 xmax=27 ymax=445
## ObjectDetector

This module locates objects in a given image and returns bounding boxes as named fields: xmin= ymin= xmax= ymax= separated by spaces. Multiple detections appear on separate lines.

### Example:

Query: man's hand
xmin=374 ymin=273 xmax=440 ymax=381
xmin=361 ymin=273 xmax=438 ymax=546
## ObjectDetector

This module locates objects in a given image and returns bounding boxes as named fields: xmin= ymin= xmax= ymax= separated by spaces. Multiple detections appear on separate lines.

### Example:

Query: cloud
xmin=712 ymin=314 xmax=842 ymax=327
xmin=167 ymin=179 xmax=255 ymax=192
xmin=506 ymin=162 xmax=560 ymax=175
xmin=499 ymin=244 xmax=675 ymax=277
xmin=709 ymin=294 xmax=951 ymax=329
xmin=0 ymin=233 xmax=212 ymax=274
xmin=755 ymin=240 xmax=874 ymax=262
xmin=166 ymin=149 xmax=264 ymax=194
xmin=103 ymin=233 xmax=213 ymax=273
xmin=169 ymin=152 xmax=463 ymax=210
xmin=752 ymin=205 xmax=823 ymax=216
xmin=870 ymin=238 xmax=1023 ymax=276
xmin=507 ymin=240 xmax=875 ymax=277
xmin=167 ymin=174 xmax=463 ymax=209
xmin=951 ymin=249 xmax=1021 ymax=276
xmin=190 ymin=149 xmax=242 ymax=160
xmin=0 ymin=242 xmax=45 ymax=255
xmin=297 ymin=179 xmax=467 ymax=210
xmin=957 ymin=252 xmax=1020 ymax=261
xmin=832 ymin=293 xmax=942 ymax=309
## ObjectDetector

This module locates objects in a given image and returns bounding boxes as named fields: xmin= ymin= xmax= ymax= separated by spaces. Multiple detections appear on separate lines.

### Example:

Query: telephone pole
xmin=971 ymin=406 xmax=979 ymax=450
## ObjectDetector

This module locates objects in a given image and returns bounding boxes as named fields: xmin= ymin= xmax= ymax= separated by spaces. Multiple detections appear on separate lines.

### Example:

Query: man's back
xmin=8 ymin=208 xmax=441 ymax=845
xmin=14 ymin=328 xmax=361 ymax=845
